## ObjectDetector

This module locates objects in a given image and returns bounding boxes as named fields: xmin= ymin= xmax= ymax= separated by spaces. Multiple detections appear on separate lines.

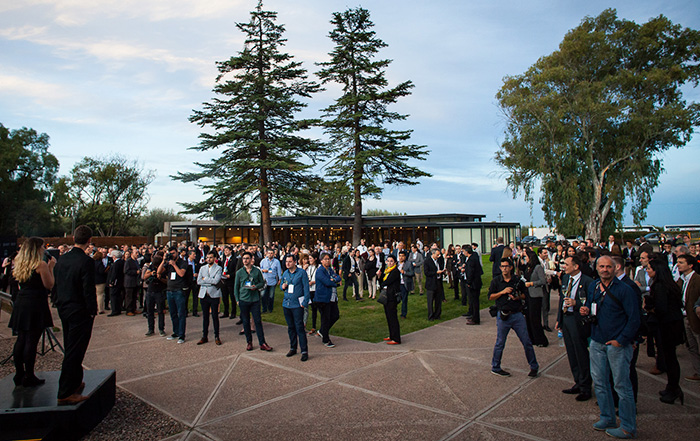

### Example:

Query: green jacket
xmin=234 ymin=266 xmax=266 ymax=303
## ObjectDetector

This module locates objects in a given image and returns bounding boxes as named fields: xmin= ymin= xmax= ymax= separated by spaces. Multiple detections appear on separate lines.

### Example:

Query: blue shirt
xmin=280 ymin=267 xmax=310 ymax=309
xmin=260 ymin=257 xmax=282 ymax=287
xmin=586 ymin=277 xmax=640 ymax=346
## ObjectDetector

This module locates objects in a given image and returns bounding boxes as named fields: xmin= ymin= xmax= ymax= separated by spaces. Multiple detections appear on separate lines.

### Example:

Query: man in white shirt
xmin=356 ymin=238 xmax=368 ymax=255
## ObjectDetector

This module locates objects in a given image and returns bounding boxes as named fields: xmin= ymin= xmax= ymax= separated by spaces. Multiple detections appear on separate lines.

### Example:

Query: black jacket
xmin=465 ymin=253 xmax=483 ymax=289
xmin=424 ymin=256 xmax=440 ymax=291
xmin=380 ymin=267 xmax=401 ymax=302
xmin=123 ymin=258 xmax=140 ymax=288
xmin=108 ymin=258 xmax=125 ymax=289
xmin=489 ymin=245 xmax=505 ymax=276
xmin=54 ymin=247 xmax=97 ymax=318
xmin=94 ymin=259 xmax=109 ymax=285
xmin=556 ymin=272 xmax=594 ymax=325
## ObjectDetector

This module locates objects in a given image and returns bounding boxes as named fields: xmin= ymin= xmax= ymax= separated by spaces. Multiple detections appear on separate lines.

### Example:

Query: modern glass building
xmin=165 ymin=214 xmax=520 ymax=251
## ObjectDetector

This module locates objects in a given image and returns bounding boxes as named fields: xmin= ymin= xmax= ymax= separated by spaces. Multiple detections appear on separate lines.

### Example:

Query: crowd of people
xmin=4 ymin=229 xmax=700 ymax=437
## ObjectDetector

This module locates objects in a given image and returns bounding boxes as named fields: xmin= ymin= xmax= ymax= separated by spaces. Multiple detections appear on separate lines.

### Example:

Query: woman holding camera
xmin=8 ymin=237 xmax=56 ymax=387
xmin=645 ymin=258 xmax=685 ymax=404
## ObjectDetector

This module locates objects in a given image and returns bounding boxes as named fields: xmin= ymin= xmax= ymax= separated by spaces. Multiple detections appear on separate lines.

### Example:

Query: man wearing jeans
xmin=281 ymin=255 xmax=310 ymax=361
xmin=160 ymin=246 xmax=188 ymax=344
xmin=488 ymin=258 xmax=539 ymax=378
xmin=260 ymin=249 xmax=282 ymax=313
xmin=580 ymin=256 xmax=640 ymax=439
xmin=234 ymin=252 xmax=273 ymax=351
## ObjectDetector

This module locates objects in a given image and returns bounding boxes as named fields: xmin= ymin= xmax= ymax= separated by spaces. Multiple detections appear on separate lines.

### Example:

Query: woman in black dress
xmin=645 ymin=258 xmax=685 ymax=404
xmin=8 ymin=237 xmax=56 ymax=387
xmin=380 ymin=255 xmax=401 ymax=345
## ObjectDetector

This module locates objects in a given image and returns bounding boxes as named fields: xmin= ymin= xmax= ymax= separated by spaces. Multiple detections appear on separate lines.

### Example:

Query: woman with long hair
xmin=8 ymin=237 xmax=56 ymax=387
xmin=380 ymin=255 xmax=401 ymax=345
xmin=645 ymin=258 xmax=685 ymax=404
xmin=365 ymin=248 xmax=381 ymax=299
xmin=522 ymin=250 xmax=549 ymax=347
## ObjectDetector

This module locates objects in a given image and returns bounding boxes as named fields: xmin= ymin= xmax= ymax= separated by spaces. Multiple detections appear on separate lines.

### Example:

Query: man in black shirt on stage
xmin=54 ymin=225 xmax=97 ymax=405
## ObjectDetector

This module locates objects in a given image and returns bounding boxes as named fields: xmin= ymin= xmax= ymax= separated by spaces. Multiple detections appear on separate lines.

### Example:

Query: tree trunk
xmin=259 ymin=170 xmax=272 ymax=246
xmin=353 ymin=176 xmax=362 ymax=246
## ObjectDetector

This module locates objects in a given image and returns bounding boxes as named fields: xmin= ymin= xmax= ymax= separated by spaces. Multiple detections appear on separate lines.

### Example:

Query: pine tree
xmin=174 ymin=0 xmax=323 ymax=244
xmin=316 ymin=7 xmax=430 ymax=245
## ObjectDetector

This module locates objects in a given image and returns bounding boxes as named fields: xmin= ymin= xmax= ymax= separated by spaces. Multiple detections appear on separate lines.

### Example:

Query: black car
xmin=521 ymin=236 xmax=539 ymax=245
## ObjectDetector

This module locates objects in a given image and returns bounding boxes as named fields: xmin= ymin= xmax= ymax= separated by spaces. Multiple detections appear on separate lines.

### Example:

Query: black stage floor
xmin=0 ymin=369 xmax=116 ymax=441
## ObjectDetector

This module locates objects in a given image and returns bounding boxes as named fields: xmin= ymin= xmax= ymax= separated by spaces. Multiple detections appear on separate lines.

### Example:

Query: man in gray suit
xmin=196 ymin=252 xmax=223 ymax=345
xmin=408 ymin=244 xmax=424 ymax=295
xmin=633 ymin=250 xmax=652 ymax=294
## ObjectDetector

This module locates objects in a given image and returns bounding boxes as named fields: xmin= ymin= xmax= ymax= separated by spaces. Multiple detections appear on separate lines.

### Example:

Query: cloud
xmin=0 ymin=73 xmax=72 ymax=103
xmin=26 ymin=0 xmax=248 ymax=25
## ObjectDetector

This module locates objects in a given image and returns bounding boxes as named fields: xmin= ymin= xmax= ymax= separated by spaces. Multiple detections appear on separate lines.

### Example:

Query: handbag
xmin=377 ymin=287 xmax=388 ymax=305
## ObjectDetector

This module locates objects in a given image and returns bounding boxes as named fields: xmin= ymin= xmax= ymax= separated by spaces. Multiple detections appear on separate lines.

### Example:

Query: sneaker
xmin=316 ymin=330 xmax=323 ymax=339
xmin=593 ymin=420 xmax=617 ymax=431
xmin=159 ymin=330 xmax=167 ymax=337
xmin=491 ymin=369 xmax=511 ymax=377
xmin=177 ymin=338 xmax=185 ymax=344
xmin=145 ymin=331 xmax=154 ymax=337
xmin=167 ymin=334 xmax=177 ymax=341
xmin=324 ymin=341 xmax=335 ymax=348
xmin=605 ymin=427 xmax=636 ymax=439
xmin=684 ymin=374 xmax=700 ymax=383
xmin=528 ymin=369 xmax=538 ymax=378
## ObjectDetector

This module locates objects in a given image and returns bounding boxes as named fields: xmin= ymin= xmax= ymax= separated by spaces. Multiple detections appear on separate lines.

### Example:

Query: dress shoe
xmin=465 ymin=319 xmax=478 ymax=325
xmin=301 ymin=353 xmax=308 ymax=362
xmin=220 ymin=313 xmax=229 ymax=318
xmin=57 ymin=394 xmax=89 ymax=405
xmin=528 ymin=369 xmax=538 ymax=378
xmin=126 ymin=312 xmax=135 ymax=316
xmin=239 ymin=330 xmax=245 ymax=335
xmin=659 ymin=388 xmax=684 ymax=405
xmin=562 ymin=386 xmax=581 ymax=394
xmin=260 ymin=343 xmax=273 ymax=351
xmin=145 ymin=331 xmax=154 ymax=336
xmin=197 ymin=338 xmax=208 ymax=345
xmin=575 ymin=392 xmax=592 ymax=401
xmin=22 ymin=376 xmax=45 ymax=387
xmin=107 ymin=313 xmax=120 ymax=317
xmin=215 ymin=338 xmax=222 ymax=346
xmin=649 ymin=366 xmax=664 ymax=375
xmin=235 ymin=319 xmax=243 ymax=325
xmin=286 ymin=349 xmax=297 ymax=357
xmin=246 ymin=342 xmax=254 ymax=351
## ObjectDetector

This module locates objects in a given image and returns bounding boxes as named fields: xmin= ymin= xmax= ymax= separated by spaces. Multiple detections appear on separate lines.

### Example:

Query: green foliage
xmin=297 ymin=179 xmax=354 ymax=216
xmin=174 ymin=0 xmax=323 ymax=244
xmin=136 ymin=208 xmax=187 ymax=238
xmin=0 ymin=123 xmax=59 ymax=236
xmin=316 ymin=7 xmax=430 ymax=243
xmin=495 ymin=9 xmax=700 ymax=241
xmin=67 ymin=155 xmax=155 ymax=236
xmin=364 ymin=208 xmax=406 ymax=216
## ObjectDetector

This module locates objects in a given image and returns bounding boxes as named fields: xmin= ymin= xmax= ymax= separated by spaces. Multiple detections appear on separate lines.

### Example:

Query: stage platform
xmin=0 ymin=369 xmax=116 ymax=441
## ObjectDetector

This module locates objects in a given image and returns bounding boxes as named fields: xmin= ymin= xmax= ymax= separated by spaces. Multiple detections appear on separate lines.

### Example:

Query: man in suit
xmin=678 ymin=254 xmax=700 ymax=383
xmin=408 ymin=244 xmax=424 ymax=295
xmin=463 ymin=245 xmax=483 ymax=325
xmin=397 ymin=250 xmax=414 ymax=318
xmin=107 ymin=250 xmax=125 ymax=316
xmin=555 ymin=254 xmax=594 ymax=401
xmin=452 ymin=245 xmax=463 ymax=300
xmin=424 ymin=248 xmax=445 ymax=320
xmin=123 ymin=250 xmax=140 ymax=316
xmin=489 ymin=237 xmax=505 ymax=277
xmin=622 ymin=240 xmax=638 ymax=278
xmin=196 ymin=252 xmax=223 ymax=345
xmin=54 ymin=225 xmax=97 ymax=405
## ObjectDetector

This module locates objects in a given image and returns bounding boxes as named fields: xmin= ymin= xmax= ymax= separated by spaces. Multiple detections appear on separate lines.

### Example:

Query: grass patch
xmin=260 ymin=255 xmax=496 ymax=343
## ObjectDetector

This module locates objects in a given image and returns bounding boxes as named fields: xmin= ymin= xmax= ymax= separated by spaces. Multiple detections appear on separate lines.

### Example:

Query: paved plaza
xmin=1 ymin=299 xmax=699 ymax=441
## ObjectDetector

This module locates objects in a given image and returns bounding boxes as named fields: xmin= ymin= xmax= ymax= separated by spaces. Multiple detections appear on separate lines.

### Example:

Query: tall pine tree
xmin=174 ymin=0 xmax=323 ymax=244
xmin=316 ymin=7 xmax=430 ymax=245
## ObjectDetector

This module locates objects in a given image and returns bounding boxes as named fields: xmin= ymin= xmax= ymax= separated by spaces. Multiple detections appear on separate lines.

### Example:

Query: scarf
xmin=383 ymin=264 xmax=396 ymax=280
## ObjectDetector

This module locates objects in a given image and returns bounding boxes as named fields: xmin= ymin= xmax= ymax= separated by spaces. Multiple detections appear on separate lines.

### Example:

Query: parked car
xmin=635 ymin=232 xmax=661 ymax=245
xmin=521 ymin=236 xmax=539 ymax=245
xmin=540 ymin=235 xmax=557 ymax=245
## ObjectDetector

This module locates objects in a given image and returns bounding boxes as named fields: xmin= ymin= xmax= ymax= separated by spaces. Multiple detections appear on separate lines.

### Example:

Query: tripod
xmin=1 ymin=327 xmax=64 ymax=365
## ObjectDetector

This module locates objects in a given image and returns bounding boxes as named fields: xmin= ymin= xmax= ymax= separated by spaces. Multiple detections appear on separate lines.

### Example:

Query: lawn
xmin=259 ymin=255 xmax=496 ymax=343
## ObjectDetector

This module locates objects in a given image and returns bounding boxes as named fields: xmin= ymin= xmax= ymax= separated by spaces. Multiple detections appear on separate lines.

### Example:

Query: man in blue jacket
xmin=280 ymin=255 xmax=310 ymax=361
xmin=580 ymin=255 xmax=640 ymax=439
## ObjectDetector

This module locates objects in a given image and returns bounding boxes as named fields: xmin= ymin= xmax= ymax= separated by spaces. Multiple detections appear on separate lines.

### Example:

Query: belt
xmin=563 ymin=311 xmax=574 ymax=316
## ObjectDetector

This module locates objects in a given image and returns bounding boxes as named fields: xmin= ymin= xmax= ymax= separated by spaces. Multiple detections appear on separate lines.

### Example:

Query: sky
xmin=1 ymin=0 xmax=699 ymax=229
